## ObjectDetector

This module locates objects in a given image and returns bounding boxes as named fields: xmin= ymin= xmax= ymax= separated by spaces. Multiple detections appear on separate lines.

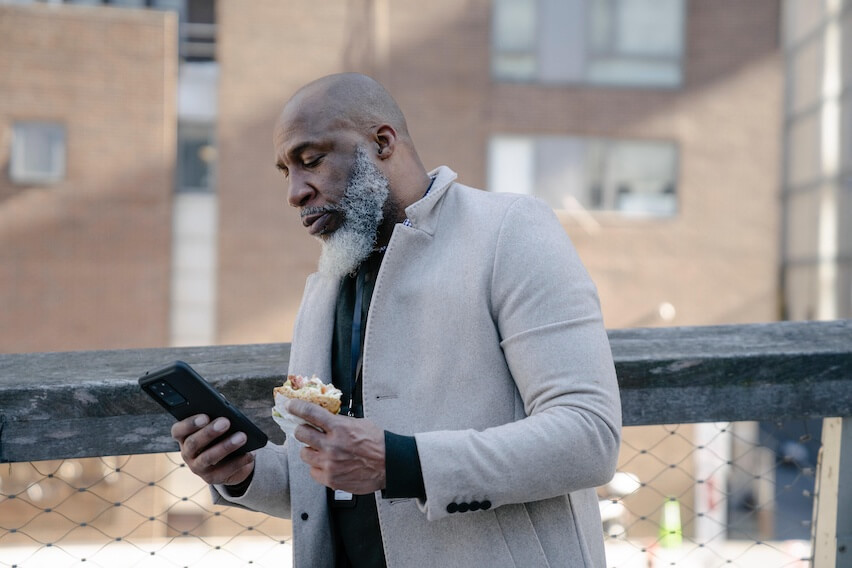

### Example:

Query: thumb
xmin=286 ymin=398 xmax=335 ymax=430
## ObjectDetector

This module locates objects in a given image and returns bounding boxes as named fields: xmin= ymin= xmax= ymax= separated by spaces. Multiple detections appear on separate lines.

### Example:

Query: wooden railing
xmin=1 ymin=320 xmax=850 ymax=565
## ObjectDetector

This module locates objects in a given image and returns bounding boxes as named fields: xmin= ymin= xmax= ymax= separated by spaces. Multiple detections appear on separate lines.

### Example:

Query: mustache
xmin=300 ymin=205 xmax=338 ymax=219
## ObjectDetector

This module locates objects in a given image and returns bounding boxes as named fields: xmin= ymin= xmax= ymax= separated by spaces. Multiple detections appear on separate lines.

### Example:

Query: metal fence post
xmin=812 ymin=417 xmax=852 ymax=568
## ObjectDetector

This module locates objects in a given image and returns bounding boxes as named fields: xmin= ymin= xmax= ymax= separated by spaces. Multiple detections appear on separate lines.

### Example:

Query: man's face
xmin=274 ymin=102 xmax=397 ymax=276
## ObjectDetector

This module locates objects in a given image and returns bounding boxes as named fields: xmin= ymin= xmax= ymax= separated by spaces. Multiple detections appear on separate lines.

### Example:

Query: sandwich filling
xmin=273 ymin=374 xmax=343 ymax=415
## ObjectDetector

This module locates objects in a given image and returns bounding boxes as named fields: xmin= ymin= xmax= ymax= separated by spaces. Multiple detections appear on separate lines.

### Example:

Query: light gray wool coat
xmin=212 ymin=166 xmax=622 ymax=567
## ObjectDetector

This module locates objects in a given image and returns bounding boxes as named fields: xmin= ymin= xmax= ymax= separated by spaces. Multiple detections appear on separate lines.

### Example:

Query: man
xmin=172 ymin=73 xmax=622 ymax=567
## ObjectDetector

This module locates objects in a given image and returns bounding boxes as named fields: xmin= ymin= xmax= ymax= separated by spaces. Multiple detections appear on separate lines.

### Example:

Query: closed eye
xmin=304 ymin=155 xmax=324 ymax=169
xmin=276 ymin=163 xmax=289 ymax=178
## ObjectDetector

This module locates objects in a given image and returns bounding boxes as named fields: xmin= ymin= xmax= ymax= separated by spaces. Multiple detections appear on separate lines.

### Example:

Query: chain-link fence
xmin=1 ymin=420 xmax=820 ymax=568
xmin=603 ymin=421 xmax=817 ymax=567
xmin=0 ymin=452 xmax=292 ymax=567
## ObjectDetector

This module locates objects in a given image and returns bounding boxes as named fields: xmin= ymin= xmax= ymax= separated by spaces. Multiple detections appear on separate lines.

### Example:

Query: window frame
xmin=176 ymin=120 xmax=216 ymax=194
xmin=9 ymin=121 xmax=67 ymax=186
xmin=491 ymin=0 xmax=687 ymax=89
xmin=487 ymin=133 xmax=681 ymax=219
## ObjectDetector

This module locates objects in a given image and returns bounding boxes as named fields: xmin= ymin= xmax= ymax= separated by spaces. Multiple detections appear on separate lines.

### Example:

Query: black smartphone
xmin=139 ymin=360 xmax=268 ymax=454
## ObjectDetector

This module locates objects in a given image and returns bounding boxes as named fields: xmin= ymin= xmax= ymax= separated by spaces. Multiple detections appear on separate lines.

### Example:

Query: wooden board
xmin=1 ymin=321 xmax=850 ymax=462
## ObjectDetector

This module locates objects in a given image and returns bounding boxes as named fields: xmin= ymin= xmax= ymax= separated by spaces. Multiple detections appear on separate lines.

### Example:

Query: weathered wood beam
xmin=611 ymin=320 xmax=852 ymax=425
xmin=0 ymin=343 xmax=292 ymax=463
xmin=0 ymin=320 xmax=850 ymax=463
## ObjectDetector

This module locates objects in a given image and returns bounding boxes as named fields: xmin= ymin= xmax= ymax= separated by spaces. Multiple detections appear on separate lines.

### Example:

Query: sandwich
xmin=273 ymin=374 xmax=342 ymax=415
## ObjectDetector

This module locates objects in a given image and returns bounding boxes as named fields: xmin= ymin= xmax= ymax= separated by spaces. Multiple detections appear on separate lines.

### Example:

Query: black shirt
xmin=329 ymin=251 xmax=385 ymax=568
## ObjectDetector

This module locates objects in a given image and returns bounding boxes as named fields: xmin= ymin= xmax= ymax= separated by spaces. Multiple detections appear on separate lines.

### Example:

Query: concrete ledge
xmin=1 ymin=321 xmax=850 ymax=462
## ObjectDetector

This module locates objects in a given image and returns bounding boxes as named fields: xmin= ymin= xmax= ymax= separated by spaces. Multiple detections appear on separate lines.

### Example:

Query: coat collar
xmin=402 ymin=166 xmax=457 ymax=237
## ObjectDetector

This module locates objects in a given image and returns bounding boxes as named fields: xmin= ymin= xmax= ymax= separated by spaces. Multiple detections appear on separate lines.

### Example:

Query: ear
xmin=374 ymin=124 xmax=397 ymax=160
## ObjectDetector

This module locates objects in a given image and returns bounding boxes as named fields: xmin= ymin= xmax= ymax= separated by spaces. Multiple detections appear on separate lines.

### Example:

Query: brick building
xmin=215 ymin=0 xmax=782 ymax=346
xmin=0 ymin=4 xmax=177 ymax=353
xmin=0 ymin=0 xmax=783 ymax=352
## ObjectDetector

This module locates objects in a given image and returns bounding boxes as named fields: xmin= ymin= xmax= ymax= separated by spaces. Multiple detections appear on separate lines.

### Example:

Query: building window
xmin=177 ymin=122 xmax=215 ymax=193
xmin=492 ymin=0 xmax=686 ymax=88
xmin=488 ymin=135 xmax=678 ymax=217
xmin=9 ymin=122 xmax=66 ymax=185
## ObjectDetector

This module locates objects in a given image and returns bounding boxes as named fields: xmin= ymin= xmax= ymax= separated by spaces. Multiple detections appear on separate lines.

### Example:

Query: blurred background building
xmin=0 ymin=0 xmax=847 ymax=559
xmin=781 ymin=0 xmax=852 ymax=322
xmin=1 ymin=0 xmax=791 ymax=355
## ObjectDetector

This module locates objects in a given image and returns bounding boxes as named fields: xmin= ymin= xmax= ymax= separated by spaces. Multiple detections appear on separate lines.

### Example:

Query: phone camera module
xmin=151 ymin=380 xmax=187 ymax=407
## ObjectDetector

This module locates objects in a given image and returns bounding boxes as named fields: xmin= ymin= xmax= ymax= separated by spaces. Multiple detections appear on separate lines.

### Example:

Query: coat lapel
xmin=288 ymin=272 xmax=340 ymax=381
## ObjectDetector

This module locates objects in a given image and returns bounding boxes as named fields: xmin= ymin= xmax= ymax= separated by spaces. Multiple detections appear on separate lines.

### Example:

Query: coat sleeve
xmin=413 ymin=196 xmax=622 ymax=521
xmin=209 ymin=441 xmax=293 ymax=519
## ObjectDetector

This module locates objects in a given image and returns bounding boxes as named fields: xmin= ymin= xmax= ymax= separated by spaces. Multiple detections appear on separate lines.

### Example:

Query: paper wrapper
xmin=271 ymin=391 xmax=307 ymax=437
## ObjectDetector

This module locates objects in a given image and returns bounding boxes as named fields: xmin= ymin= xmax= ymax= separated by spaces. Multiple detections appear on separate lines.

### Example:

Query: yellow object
xmin=659 ymin=498 xmax=683 ymax=548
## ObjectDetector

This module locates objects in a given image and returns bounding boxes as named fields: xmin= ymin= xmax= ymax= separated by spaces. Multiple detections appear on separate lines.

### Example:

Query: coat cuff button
xmin=457 ymin=502 xmax=470 ymax=513
xmin=469 ymin=501 xmax=481 ymax=511
xmin=301 ymin=512 xmax=309 ymax=520
xmin=481 ymin=500 xmax=492 ymax=510
xmin=446 ymin=503 xmax=459 ymax=514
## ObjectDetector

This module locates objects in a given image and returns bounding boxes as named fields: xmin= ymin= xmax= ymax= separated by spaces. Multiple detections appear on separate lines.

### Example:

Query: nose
xmin=287 ymin=171 xmax=314 ymax=208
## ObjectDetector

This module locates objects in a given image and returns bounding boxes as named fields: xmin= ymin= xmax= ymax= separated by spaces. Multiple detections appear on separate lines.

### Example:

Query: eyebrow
xmin=287 ymin=141 xmax=314 ymax=160
xmin=275 ymin=142 xmax=310 ymax=171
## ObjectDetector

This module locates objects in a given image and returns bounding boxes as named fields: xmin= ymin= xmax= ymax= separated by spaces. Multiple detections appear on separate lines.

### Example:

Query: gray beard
xmin=317 ymin=147 xmax=390 ymax=278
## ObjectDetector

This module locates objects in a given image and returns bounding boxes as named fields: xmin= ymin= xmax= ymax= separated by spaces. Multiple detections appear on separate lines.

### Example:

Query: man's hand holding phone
xmin=139 ymin=361 xmax=268 ymax=490
xmin=171 ymin=414 xmax=256 ymax=487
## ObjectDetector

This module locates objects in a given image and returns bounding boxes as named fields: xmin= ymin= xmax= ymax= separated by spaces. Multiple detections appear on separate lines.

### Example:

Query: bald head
xmin=281 ymin=73 xmax=411 ymax=141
